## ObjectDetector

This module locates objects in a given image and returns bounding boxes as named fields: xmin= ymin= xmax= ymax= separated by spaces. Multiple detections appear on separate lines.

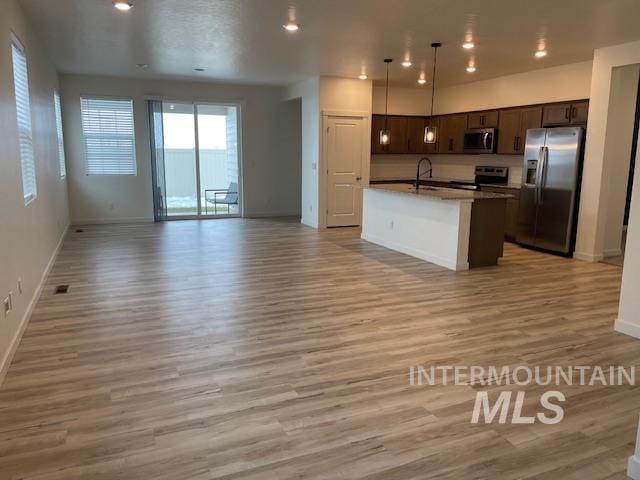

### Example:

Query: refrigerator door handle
xmin=536 ymin=146 xmax=544 ymax=205
xmin=539 ymin=147 xmax=549 ymax=206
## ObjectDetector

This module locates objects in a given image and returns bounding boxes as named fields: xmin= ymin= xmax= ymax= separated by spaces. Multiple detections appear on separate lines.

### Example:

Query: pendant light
xmin=424 ymin=42 xmax=441 ymax=144
xmin=379 ymin=58 xmax=393 ymax=145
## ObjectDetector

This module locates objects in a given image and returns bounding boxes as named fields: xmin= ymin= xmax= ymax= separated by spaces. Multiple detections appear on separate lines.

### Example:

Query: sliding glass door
xmin=149 ymin=100 xmax=241 ymax=220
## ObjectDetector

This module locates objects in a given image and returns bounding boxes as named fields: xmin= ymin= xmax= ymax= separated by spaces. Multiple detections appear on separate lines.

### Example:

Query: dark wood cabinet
xmin=468 ymin=110 xmax=499 ymax=129
xmin=387 ymin=116 xmax=408 ymax=154
xmin=423 ymin=116 xmax=439 ymax=154
xmin=497 ymin=109 xmax=522 ymax=155
xmin=371 ymin=115 xmax=388 ymax=154
xmin=570 ymin=101 xmax=589 ymax=124
xmin=542 ymin=103 xmax=572 ymax=126
xmin=542 ymin=101 xmax=589 ymax=127
xmin=407 ymin=116 xmax=426 ymax=154
xmin=497 ymin=106 xmax=542 ymax=154
xmin=370 ymin=100 xmax=586 ymax=155
xmin=437 ymin=114 xmax=467 ymax=154
xmin=481 ymin=186 xmax=521 ymax=241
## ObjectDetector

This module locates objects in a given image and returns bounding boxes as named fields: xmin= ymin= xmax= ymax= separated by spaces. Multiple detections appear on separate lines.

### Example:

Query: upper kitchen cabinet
xmin=569 ymin=101 xmax=589 ymax=124
xmin=407 ymin=116 xmax=426 ymax=154
xmin=437 ymin=113 xmax=467 ymax=154
xmin=387 ymin=116 xmax=409 ymax=154
xmin=542 ymin=100 xmax=589 ymax=126
xmin=467 ymin=110 xmax=499 ymax=129
xmin=497 ymin=106 xmax=543 ymax=154
xmin=370 ymin=114 xmax=408 ymax=154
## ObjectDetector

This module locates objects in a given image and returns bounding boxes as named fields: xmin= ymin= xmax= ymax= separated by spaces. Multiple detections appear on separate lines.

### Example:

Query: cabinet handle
xmin=571 ymin=106 xmax=576 ymax=120
xmin=480 ymin=115 xmax=484 ymax=126
xmin=513 ymin=137 xmax=517 ymax=151
xmin=565 ymin=107 xmax=570 ymax=120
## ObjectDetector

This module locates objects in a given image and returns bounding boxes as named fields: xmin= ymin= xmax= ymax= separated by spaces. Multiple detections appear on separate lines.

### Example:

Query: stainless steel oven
xmin=463 ymin=128 xmax=497 ymax=154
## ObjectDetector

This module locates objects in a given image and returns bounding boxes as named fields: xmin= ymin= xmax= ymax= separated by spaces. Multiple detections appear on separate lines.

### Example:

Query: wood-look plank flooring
xmin=1 ymin=218 xmax=639 ymax=479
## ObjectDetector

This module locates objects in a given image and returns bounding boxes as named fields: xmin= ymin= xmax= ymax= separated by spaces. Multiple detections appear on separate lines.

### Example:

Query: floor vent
xmin=54 ymin=285 xmax=69 ymax=295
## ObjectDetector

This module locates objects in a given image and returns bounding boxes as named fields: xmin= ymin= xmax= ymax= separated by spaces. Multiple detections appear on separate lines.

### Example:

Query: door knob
xmin=356 ymin=176 xmax=362 ymax=181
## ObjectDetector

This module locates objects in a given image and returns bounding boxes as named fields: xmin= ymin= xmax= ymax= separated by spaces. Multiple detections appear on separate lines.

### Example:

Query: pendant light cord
xmin=430 ymin=45 xmax=438 ymax=119
xmin=384 ymin=60 xmax=390 ymax=130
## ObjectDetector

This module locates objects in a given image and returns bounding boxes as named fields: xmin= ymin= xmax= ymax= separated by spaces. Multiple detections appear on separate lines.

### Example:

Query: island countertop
xmin=363 ymin=183 xmax=514 ymax=201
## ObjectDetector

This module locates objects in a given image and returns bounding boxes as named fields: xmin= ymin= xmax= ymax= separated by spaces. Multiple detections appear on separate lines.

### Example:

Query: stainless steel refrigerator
xmin=516 ymin=127 xmax=584 ymax=255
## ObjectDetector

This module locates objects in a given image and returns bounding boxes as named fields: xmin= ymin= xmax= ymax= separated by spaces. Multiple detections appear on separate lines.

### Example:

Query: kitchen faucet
xmin=415 ymin=157 xmax=433 ymax=190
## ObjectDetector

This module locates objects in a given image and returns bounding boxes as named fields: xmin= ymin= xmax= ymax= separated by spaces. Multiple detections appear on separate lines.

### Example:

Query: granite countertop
xmin=370 ymin=177 xmax=522 ymax=190
xmin=364 ymin=183 xmax=514 ymax=201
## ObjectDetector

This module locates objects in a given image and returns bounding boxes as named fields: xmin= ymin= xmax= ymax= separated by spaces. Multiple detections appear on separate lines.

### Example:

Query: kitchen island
xmin=361 ymin=184 xmax=512 ymax=271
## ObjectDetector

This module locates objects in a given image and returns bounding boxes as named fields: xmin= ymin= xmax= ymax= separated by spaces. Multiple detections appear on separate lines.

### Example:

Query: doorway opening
xmin=149 ymin=100 xmax=241 ymax=221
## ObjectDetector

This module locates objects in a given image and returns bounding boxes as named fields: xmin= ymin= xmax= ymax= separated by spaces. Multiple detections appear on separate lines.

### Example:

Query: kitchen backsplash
xmin=370 ymin=154 xmax=524 ymax=185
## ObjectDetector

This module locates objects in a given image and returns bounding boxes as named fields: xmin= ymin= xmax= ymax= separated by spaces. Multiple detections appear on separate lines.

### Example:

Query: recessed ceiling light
xmin=535 ymin=50 xmax=547 ymax=58
xmin=283 ymin=23 xmax=299 ymax=32
xmin=113 ymin=2 xmax=133 ymax=11
xmin=194 ymin=68 xmax=205 ymax=72
xmin=462 ymin=42 xmax=475 ymax=49
xmin=466 ymin=66 xmax=477 ymax=73
xmin=418 ymin=78 xmax=427 ymax=85
xmin=359 ymin=74 xmax=368 ymax=80
xmin=401 ymin=60 xmax=412 ymax=68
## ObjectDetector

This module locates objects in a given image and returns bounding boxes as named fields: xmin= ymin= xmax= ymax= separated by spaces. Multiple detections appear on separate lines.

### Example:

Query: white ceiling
xmin=18 ymin=0 xmax=640 ymax=88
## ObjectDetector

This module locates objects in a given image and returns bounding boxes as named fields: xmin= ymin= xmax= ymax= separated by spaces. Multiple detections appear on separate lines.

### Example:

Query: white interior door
xmin=326 ymin=116 xmax=365 ymax=227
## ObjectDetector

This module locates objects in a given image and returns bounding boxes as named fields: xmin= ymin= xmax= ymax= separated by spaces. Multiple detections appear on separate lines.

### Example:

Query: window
xmin=11 ymin=34 xmax=37 ymax=203
xmin=54 ymin=91 xmax=66 ymax=177
xmin=80 ymin=97 xmax=136 ymax=175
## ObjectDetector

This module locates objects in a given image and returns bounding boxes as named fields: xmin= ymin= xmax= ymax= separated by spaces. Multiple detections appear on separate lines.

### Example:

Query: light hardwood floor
xmin=0 ymin=218 xmax=638 ymax=479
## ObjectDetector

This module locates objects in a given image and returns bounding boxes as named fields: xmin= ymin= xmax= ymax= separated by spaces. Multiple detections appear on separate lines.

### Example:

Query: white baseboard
xmin=629 ymin=454 xmax=640 ymax=480
xmin=0 ymin=224 xmax=69 ymax=386
xmin=603 ymin=248 xmax=623 ymax=258
xmin=301 ymin=218 xmax=319 ymax=229
xmin=72 ymin=216 xmax=154 ymax=225
xmin=614 ymin=318 xmax=640 ymax=340
xmin=244 ymin=212 xmax=301 ymax=219
xmin=573 ymin=251 xmax=605 ymax=262
xmin=361 ymin=232 xmax=468 ymax=271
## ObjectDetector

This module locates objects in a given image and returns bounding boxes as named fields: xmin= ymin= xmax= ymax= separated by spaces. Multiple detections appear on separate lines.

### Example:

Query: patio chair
xmin=204 ymin=182 xmax=238 ymax=215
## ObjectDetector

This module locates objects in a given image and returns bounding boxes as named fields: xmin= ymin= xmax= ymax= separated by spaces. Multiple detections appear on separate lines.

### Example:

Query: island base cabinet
xmin=468 ymin=199 xmax=507 ymax=268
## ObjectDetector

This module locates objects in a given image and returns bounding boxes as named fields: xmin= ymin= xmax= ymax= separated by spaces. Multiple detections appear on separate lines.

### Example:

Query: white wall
xmin=601 ymin=65 xmax=640 ymax=256
xmin=60 ymin=74 xmax=301 ymax=223
xmin=286 ymin=76 xmax=373 ymax=228
xmin=0 ymin=0 xmax=70 ymax=382
xmin=616 ymin=132 xmax=640 ymax=339
xmin=285 ymin=77 xmax=320 ymax=228
xmin=371 ymin=61 xmax=593 ymax=184
xmin=372 ymin=61 xmax=593 ymax=115
xmin=575 ymin=41 xmax=640 ymax=262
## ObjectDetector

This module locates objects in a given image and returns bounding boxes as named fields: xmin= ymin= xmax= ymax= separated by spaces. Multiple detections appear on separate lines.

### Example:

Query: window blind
xmin=11 ymin=36 xmax=37 ymax=203
xmin=80 ymin=97 xmax=137 ymax=175
xmin=54 ymin=91 xmax=66 ymax=177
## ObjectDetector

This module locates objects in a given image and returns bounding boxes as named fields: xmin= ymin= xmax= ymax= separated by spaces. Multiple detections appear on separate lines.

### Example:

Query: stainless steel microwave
xmin=463 ymin=128 xmax=497 ymax=154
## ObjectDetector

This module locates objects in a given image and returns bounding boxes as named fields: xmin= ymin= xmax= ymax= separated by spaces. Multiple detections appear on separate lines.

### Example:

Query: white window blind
xmin=54 ymin=91 xmax=66 ymax=177
xmin=80 ymin=97 xmax=136 ymax=175
xmin=11 ymin=35 xmax=37 ymax=203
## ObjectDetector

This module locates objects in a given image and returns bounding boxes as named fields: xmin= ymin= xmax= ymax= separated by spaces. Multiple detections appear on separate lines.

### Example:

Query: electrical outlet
xmin=17 ymin=278 xmax=23 ymax=295
xmin=3 ymin=297 xmax=10 ymax=317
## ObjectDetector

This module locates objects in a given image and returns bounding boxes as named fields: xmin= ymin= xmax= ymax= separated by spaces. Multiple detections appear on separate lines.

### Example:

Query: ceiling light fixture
xmin=136 ymin=63 xmax=148 ymax=69
xmin=113 ymin=1 xmax=133 ymax=11
xmin=418 ymin=78 xmax=427 ymax=85
xmin=424 ymin=42 xmax=441 ymax=145
xmin=194 ymin=68 xmax=205 ymax=72
xmin=359 ymin=74 xmax=368 ymax=80
xmin=283 ymin=23 xmax=299 ymax=32
xmin=401 ymin=60 xmax=413 ymax=68
xmin=535 ymin=50 xmax=547 ymax=58
xmin=462 ymin=42 xmax=475 ymax=49
xmin=379 ymin=58 xmax=393 ymax=146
